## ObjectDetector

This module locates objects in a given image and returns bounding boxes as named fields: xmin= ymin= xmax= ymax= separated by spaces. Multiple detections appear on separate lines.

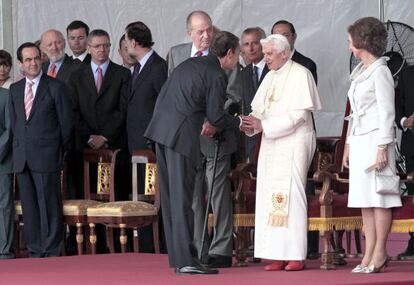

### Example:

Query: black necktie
xmin=252 ymin=65 xmax=259 ymax=91
xmin=132 ymin=62 xmax=141 ymax=84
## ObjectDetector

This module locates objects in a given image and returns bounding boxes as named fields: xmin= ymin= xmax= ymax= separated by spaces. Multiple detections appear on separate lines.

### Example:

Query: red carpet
xmin=1 ymin=253 xmax=413 ymax=285
xmin=1 ymin=234 xmax=413 ymax=285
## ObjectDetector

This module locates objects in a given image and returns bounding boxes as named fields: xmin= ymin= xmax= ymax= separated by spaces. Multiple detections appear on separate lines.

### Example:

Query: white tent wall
xmin=1 ymin=0 xmax=414 ymax=136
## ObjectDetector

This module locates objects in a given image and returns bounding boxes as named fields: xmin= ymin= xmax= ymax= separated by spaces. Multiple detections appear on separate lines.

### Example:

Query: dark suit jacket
xmin=126 ymin=51 xmax=167 ymax=152
xmin=240 ymin=63 xmax=269 ymax=115
xmin=145 ymin=55 xmax=240 ymax=163
xmin=292 ymin=50 xmax=317 ymax=84
xmin=167 ymin=42 xmax=241 ymax=157
xmin=9 ymin=75 xmax=73 ymax=173
xmin=69 ymin=61 xmax=131 ymax=150
xmin=42 ymin=54 xmax=82 ymax=86
xmin=397 ymin=65 xmax=414 ymax=157
xmin=0 ymin=88 xmax=12 ymax=174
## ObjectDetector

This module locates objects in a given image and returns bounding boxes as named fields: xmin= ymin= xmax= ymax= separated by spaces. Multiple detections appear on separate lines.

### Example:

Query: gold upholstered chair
xmin=87 ymin=149 xmax=160 ymax=254
xmin=62 ymin=149 xmax=118 ymax=255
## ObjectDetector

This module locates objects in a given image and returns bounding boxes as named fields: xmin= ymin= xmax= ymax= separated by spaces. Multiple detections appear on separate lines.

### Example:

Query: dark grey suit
xmin=145 ymin=55 xmax=240 ymax=268
xmin=292 ymin=50 xmax=317 ymax=84
xmin=0 ymin=87 xmax=14 ymax=258
xmin=240 ymin=63 xmax=269 ymax=161
xmin=9 ymin=74 xmax=73 ymax=257
xmin=126 ymin=51 xmax=167 ymax=253
xmin=167 ymin=43 xmax=240 ymax=258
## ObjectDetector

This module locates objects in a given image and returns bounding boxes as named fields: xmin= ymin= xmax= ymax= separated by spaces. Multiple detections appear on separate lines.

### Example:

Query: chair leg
xmin=89 ymin=223 xmax=97 ymax=255
xmin=133 ymin=228 xmax=139 ymax=253
xmin=320 ymin=230 xmax=335 ymax=270
xmin=354 ymin=230 xmax=362 ymax=255
xmin=152 ymin=222 xmax=160 ymax=254
xmin=120 ymin=224 xmax=127 ymax=253
xmin=233 ymin=226 xmax=249 ymax=267
xmin=106 ymin=227 xmax=115 ymax=253
xmin=76 ymin=223 xmax=84 ymax=255
xmin=346 ymin=231 xmax=352 ymax=256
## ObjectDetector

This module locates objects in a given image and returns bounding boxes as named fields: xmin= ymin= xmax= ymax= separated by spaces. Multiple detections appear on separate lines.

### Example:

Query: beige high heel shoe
xmin=351 ymin=264 xmax=367 ymax=273
xmin=364 ymin=257 xmax=390 ymax=273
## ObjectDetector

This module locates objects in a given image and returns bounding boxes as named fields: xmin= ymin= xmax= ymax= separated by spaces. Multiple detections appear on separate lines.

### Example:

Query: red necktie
xmin=48 ymin=63 xmax=56 ymax=78
xmin=194 ymin=50 xmax=203 ymax=57
xmin=96 ymin=66 xmax=103 ymax=93
xmin=24 ymin=80 xmax=34 ymax=120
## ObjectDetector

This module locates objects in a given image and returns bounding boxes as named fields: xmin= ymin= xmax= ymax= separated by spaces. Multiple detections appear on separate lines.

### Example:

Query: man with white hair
xmin=40 ymin=29 xmax=81 ymax=86
xmin=240 ymin=34 xmax=321 ymax=271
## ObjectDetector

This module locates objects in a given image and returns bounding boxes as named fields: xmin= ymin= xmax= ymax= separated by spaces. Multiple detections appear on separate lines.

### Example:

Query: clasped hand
xmin=239 ymin=115 xmax=262 ymax=134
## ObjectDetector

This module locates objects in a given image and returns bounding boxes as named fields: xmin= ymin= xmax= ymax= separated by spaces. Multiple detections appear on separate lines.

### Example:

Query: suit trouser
xmin=0 ymin=173 xmax=14 ymax=258
xmin=193 ymin=153 xmax=233 ymax=257
xmin=17 ymin=167 xmax=63 ymax=257
xmin=155 ymin=144 xmax=198 ymax=268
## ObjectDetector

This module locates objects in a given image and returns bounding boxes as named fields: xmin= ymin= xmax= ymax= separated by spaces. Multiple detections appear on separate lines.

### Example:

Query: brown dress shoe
xmin=264 ymin=260 xmax=286 ymax=271
xmin=284 ymin=260 xmax=305 ymax=271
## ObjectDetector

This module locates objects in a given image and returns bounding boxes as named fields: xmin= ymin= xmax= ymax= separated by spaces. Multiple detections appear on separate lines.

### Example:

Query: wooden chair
xmin=87 ymin=149 xmax=160 ymax=254
xmin=61 ymin=149 xmax=118 ymax=255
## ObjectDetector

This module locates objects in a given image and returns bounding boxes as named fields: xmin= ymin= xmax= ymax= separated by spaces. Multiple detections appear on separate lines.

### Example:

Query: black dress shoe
xmin=307 ymin=251 xmax=321 ymax=260
xmin=175 ymin=265 xmax=219 ymax=275
xmin=205 ymin=254 xmax=232 ymax=268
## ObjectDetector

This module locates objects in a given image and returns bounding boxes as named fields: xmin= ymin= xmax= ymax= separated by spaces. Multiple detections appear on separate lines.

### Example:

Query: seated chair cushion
xmin=63 ymin=200 xmax=103 ymax=216
xmin=87 ymin=201 xmax=157 ymax=217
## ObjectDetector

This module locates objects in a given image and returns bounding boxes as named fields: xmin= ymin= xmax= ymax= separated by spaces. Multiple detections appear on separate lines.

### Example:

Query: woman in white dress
xmin=241 ymin=34 xmax=321 ymax=271
xmin=343 ymin=17 xmax=402 ymax=274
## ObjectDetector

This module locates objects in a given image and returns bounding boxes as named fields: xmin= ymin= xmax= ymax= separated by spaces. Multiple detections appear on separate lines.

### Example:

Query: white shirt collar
xmin=191 ymin=43 xmax=209 ymax=57
xmin=74 ymin=51 xmax=88 ymax=61
xmin=138 ymin=49 xmax=154 ymax=69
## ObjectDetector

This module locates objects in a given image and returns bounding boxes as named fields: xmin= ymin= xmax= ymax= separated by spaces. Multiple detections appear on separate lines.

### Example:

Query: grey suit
xmin=145 ymin=54 xmax=239 ymax=268
xmin=167 ymin=43 xmax=240 ymax=258
xmin=0 ymin=87 xmax=13 ymax=258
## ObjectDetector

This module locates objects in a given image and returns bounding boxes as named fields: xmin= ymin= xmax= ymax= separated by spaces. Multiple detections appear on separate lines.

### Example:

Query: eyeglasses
xmin=89 ymin=43 xmax=111 ymax=49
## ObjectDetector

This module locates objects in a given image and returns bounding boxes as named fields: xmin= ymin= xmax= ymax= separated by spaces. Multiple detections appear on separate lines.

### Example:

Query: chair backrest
xmin=131 ymin=149 xmax=160 ymax=210
xmin=83 ymin=149 xmax=119 ymax=202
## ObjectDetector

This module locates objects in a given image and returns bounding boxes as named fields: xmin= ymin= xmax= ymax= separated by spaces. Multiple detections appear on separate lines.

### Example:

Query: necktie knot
xmin=48 ymin=63 xmax=57 ymax=78
xmin=194 ymin=50 xmax=203 ymax=57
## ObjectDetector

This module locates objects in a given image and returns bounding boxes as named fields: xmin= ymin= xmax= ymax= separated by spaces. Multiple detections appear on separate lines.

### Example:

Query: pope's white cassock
xmin=249 ymin=59 xmax=321 ymax=261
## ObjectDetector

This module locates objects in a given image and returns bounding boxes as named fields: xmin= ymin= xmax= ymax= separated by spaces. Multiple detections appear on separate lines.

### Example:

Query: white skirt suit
xmin=346 ymin=57 xmax=401 ymax=208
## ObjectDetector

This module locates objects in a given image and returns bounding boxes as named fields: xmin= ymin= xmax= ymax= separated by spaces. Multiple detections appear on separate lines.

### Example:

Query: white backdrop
xmin=6 ymin=0 xmax=414 ymax=136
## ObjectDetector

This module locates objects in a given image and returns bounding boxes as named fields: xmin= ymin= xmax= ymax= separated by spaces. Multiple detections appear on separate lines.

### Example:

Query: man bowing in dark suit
xmin=124 ymin=21 xmax=167 ymax=252
xmin=145 ymin=31 xmax=241 ymax=275
xmin=9 ymin=42 xmax=73 ymax=257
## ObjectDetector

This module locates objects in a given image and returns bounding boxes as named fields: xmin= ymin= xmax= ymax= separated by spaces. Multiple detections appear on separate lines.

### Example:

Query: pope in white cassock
xmin=241 ymin=34 xmax=321 ymax=271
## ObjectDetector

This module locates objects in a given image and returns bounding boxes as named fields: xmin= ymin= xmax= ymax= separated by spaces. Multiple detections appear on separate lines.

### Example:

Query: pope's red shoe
xmin=264 ymin=260 xmax=286 ymax=271
xmin=284 ymin=260 xmax=305 ymax=271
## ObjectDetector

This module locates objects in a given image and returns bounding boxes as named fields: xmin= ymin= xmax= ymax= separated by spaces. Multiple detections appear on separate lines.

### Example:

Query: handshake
xmin=239 ymin=115 xmax=262 ymax=136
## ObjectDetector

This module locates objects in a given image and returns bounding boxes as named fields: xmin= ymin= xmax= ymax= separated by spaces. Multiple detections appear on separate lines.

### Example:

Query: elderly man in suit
xmin=123 ymin=21 xmax=167 ymax=252
xmin=9 ymin=42 xmax=73 ymax=257
xmin=0 ymin=87 xmax=13 ymax=259
xmin=240 ymin=27 xmax=268 ymax=162
xmin=396 ymin=65 xmax=414 ymax=259
xmin=271 ymin=20 xmax=320 ymax=259
xmin=145 ymin=31 xmax=241 ymax=275
xmin=167 ymin=10 xmax=240 ymax=268
xmin=40 ymin=29 xmax=81 ymax=85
